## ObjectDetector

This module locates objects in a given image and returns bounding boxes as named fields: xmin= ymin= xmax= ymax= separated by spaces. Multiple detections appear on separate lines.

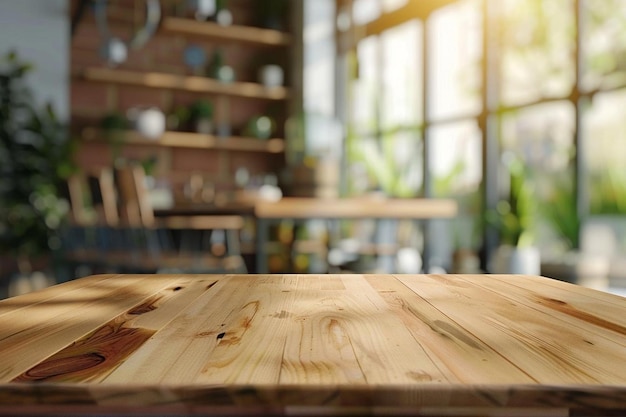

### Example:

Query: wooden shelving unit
xmin=82 ymin=128 xmax=285 ymax=153
xmin=162 ymin=17 xmax=292 ymax=46
xmin=82 ymin=67 xmax=290 ymax=101
xmin=72 ymin=4 xmax=301 ymax=244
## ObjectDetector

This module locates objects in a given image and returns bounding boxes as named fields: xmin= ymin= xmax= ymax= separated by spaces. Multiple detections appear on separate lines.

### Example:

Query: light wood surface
xmin=254 ymin=197 xmax=458 ymax=219
xmin=82 ymin=128 xmax=285 ymax=153
xmin=162 ymin=17 xmax=292 ymax=46
xmin=252 ymin=197 xmax=458 ymax=273
xmin=0 ymin=274 xmax=625 ymax=416
xmin=82 ymin=67 xmax=290 ymax=100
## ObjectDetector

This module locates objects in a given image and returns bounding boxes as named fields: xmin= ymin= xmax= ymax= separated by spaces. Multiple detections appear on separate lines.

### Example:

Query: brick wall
xmin=70 ymin=0 xmax=290 ymax=194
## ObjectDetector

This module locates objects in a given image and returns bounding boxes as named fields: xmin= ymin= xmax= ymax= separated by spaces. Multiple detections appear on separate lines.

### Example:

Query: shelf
xmin=82 ymin=128 xmax=285 ymax=153
xmin=162 ymin=17 xmax=291 ymax=46
xmin=82 ymin=67 xmax=290 ymax=101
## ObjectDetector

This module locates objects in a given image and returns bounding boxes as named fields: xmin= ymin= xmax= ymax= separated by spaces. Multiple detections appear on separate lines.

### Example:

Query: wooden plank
xmin=192 ymin=274 xmax=298 ymax=384
xmin=280 ymin=274 xmax=366 ymax=384
xmin=294 ymin=274 xmax=448 ymax=384
xmin=162 ymin=17 xmax=291 ymax=46
xmin=395 ymin=274 xmax=626 ymax=384
xmin=103 ymin=275 xmax=296 ymax=384
xmin=83 ymin=67 xmax=290 ymax=100
xmin=12 ymin=276 xmax=219 ymax=383
xmin=1 ymin=273 xmax=626 ymax=414
xmin=255 ymin=197 xmax=458 ymax=219
xmin=82 ymin=128 xmax=285 ymax=153
xmin=159 ymin=215 xmax=244 ymax=230
xmin=0 ymin=274 xmax=113 ymax=319
xmin=457 ymin=274 xmax=626 ymax=344
xmin=1 ymin=383 xmax=626 ymax=414
xmin=0 ymin=275 xmax=188 ymax=382
xmin=365 ymin=274 xmax=536 ymax=384
xmin=512 ymin=273 xmax=626 ymax=308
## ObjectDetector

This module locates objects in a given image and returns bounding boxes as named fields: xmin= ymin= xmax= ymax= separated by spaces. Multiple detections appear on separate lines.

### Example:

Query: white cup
xmin=258 ymin=65 xmax=284 ymax=88
xmin=128 ymin=107 xmax=166 ymax=139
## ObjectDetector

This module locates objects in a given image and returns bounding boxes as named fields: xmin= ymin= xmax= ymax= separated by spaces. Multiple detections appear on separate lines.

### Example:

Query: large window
xmin=346 ymin=20 xmax=423 ymax=197
xmin=338 ymin=0 xmax=626 ymax=265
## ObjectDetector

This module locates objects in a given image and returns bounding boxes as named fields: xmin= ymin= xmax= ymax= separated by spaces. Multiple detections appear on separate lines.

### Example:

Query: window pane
xmin=500 ymin=102 xmax=574 ymax=172
xmin=430 ymin=120 xmax=482 ymax=197
xmin=582 ymin=90 xmax=626 ymax=215
xmin=346 ymin=131 xmax=423 ymax=197
xmin=381 ymin=129 xmax=424 ymax=196
xmin=500 ymin=102 xmax=576 ymax=254
xmin=429 ymin=120 xmax=482 ymax=251
xmin=428 ymin=0 xmax=483 ymax=121
xmin=353 ymin=0 xmax=381 ymax=26
xmin=581 ymin=0 xmax=626 ymax=91
xmin=381 ymin=20 xmax=422 ymax=129
xmin=498 ymin=0 xmax=576 ymax=106
xmin=430 ymin=120 xmax=483 ymax=250
xmin=351 ymin=35 xmax=379 ymax=135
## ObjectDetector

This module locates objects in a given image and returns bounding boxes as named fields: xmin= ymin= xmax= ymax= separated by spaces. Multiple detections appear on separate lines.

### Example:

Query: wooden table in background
xmin=254 ymin=197 xmax=458 ymax=273
xmin=157 ymin=197 xmax=459 ymax=273
xmin=1 ymin=273 xmax=625 ymax=416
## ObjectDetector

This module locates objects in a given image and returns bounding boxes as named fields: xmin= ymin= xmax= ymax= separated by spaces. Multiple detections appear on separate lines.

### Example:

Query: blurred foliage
xmin=542 ymin=172 xmax=579 ymax=250
xmin=347 ymin=123 xmax=422 ymax=197
xmin=498 ymin=0 xmax=575 ymax=100
xmin=589 ymin=168 xmax=626 ymax=215
xmin=583 ymin=0 xmax=626 ymax=83
xmin=486 ymin=156 xmax=536 ymax=247
xmin=434 ymin=158 xmax=483 ymax=250
xmin=100 ymin=111 xmax=128 ymax=165
xmin=188 ymin=99 xmax=214 ymax=120
xmin=0 ymin=50 xmax=76 ymax=259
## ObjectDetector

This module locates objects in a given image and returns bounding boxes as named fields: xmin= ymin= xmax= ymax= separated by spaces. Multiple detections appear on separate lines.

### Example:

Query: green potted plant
xmin=101 ymin=111 xmax=128 ymax=166
xmin=487 ymin=156 xmax=540 ymax=274
xmin=207 ymin=49 xmax=234 ymax=83
xmin=434 ymin=159 xmax=483 ymax=273
xmin=540 ymin=176 xmax=610 ymax=289
xmin=214 ymin=0 xmax=232 ymax=26
xmin=256 ymin=0 xmax=288 ymax=31
xmin=188 ymin=99 xmax=214 ymax=134
xmin=244 ymin=115 xmax=275 ymax=139
xmin=0 ymin=51 xmax=76 ymax=285
xmin=167 ymin=105 xmax=190 ymax=132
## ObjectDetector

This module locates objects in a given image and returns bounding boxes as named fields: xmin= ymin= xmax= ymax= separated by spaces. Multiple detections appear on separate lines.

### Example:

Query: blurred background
xmin=1 ymin=0 xmax=625 ymax=297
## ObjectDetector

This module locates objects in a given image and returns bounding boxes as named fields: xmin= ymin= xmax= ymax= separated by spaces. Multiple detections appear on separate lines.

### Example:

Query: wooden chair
xmin=114 ymin=164 xmax=247 ymax=273
xmin=61 ymin=167 xmax=121 ymax=276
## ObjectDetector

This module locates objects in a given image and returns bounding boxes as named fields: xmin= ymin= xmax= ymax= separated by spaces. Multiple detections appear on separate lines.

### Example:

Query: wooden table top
xmin=156 ymin=197 xmax=458 ymax=219
xmin=254 ymin=197 xmax=458 ymax=219
xmin=1 ymin=273 xmax=625 ymax=416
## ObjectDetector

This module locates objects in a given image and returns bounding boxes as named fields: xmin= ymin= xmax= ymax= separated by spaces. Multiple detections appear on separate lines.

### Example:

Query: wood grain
xmin=82 ymin=127 xmax=286 ymax=153
xmin=254 ymin=197 xmax=458 ymax=219
xmin=83 ymin=68 xmax=290 ymax=100
xmin=396 ymin=274 xmax=626 ymax=384
xmin=364 ymin=275 xmax=536 ymax=384
xmin=162 ymin=17 xmax=292 ymax=46
xmin=0 ymin=273 xmax=625 ymax=416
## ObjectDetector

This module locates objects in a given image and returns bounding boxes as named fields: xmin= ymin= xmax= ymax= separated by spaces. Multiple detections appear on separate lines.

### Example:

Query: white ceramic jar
xmin=258 ymin=65 xmax=284 ymax=88
xmin=128 ymin=107 xmax=166 ymax=139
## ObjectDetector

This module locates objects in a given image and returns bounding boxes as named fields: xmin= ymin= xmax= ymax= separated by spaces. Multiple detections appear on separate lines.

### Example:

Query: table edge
xmin=1 ymin=383 xmax=625 ymax=411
